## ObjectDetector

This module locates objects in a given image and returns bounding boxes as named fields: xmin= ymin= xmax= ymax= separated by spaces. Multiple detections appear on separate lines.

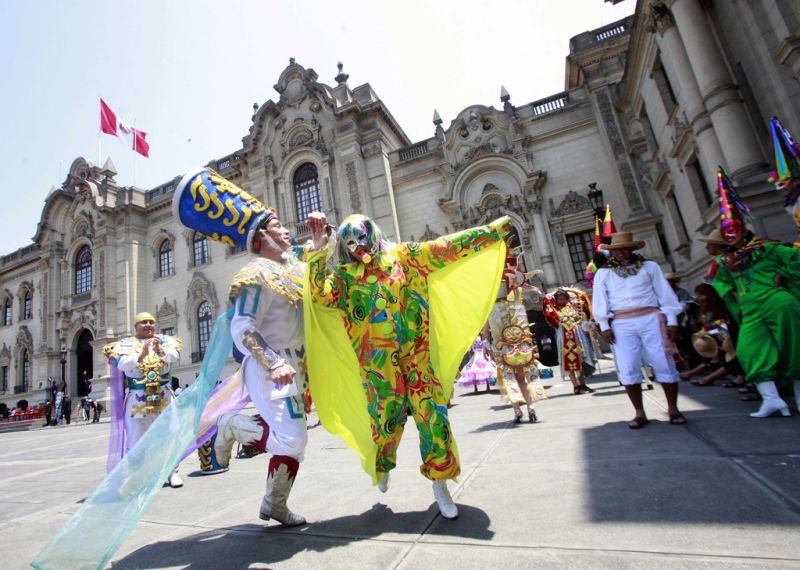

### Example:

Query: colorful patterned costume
xmin=488 ymin=289 xmax=547 ymax=405
xmin=305 ymin=215 xmax=508 ymax=483
xmin=456 ymin=336 xmax=497 ymax=389
xmin=543 ymin=290 xmax=596 ymax=374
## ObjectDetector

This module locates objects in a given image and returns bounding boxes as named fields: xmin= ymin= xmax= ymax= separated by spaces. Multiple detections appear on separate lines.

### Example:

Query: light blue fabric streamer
xmin=31 ymin=309 xmax=233 ymax=570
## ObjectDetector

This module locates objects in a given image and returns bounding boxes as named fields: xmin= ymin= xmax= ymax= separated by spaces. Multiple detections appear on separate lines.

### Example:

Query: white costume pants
xmin=242 ymin=357 xmax=308 ymax=461
xmin=611 ymin=312 xmax=679 ymax=385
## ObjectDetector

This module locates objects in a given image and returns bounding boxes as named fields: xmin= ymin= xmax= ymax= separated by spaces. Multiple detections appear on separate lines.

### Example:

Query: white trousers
xmin=611 ymin=312 xmax=679 ymax=385
xmin=242 ymin=357 xmax=308 ymax=461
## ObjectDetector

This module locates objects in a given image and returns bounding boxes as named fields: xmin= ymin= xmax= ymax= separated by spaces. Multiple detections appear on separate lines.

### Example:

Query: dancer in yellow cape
xmin=305 ymin=211 xmax=509 ymax=519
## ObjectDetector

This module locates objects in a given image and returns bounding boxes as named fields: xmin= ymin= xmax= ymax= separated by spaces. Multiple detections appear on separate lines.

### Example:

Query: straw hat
xmin=604 ymin=231 xmax=645 ymax=250
xmin=692 ymin=332 xmax=719 ymax=359
xmin=697 ymin=229 xmax=726 ymax=246
xmin=664 ymin=272 xmax=681 ymax=282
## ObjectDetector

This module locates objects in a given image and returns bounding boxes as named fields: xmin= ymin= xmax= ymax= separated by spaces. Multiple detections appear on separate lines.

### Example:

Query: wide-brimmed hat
xmin=692 ymin=332 xmax=719 ymax=359
xmin=604 ymin=231 xmax=645 ymax=250
xmin=697 ymin=229 xmax=726 ymax=246
xmin=664 ymin=272 xmax=681 ymax=282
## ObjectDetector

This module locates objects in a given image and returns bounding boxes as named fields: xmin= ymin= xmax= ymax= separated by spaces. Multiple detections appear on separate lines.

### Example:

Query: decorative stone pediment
xmin=156 ymin=298 xmax=178 ymax=321
xmin=273 ymin=59 xmax=333 ymax=108
xmin=279 ymin=120 xmax=328 ymax=158
xmin=549 ymin=190 xmax=593 ymax=217
xmin=15 ymin=326 xmax=33 ymax=351
xmin=444 ymin=106 xmax=514 ymax=171
xmin=0 ymin=343 xmax=10 ymax=362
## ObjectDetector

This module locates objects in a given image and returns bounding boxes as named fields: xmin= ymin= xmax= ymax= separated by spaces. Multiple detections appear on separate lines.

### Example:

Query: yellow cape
xmin=304 ymin=239 xmax=506 ymax=484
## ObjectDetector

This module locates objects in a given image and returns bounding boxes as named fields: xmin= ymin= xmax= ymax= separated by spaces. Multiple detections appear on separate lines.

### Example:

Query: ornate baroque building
xmin=1 ymin=0 xmax=797 ymax=408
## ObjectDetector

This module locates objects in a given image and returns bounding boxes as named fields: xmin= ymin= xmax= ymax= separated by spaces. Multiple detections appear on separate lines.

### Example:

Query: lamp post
xmin=587 ymin=182 xmax=605 ymax=219
xmin=60 ymin=345 xmax=66 ymax=390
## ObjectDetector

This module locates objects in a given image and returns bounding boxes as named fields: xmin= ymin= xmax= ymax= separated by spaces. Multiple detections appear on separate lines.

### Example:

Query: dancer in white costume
xmin=173 ymin=167 xmax=309 ymax=526
xmin=105 ymin=312 xmax=184 ymax=487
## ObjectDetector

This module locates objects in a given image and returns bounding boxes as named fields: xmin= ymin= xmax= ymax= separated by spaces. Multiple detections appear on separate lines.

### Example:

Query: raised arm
xmin=405 ymin=216 xmax=511 ymax=274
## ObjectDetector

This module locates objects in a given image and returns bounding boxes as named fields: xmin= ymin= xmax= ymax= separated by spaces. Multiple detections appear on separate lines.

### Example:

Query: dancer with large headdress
xmin=543 ymin=288 xmax=596 ymax=394
xmin=172 ymin=168 xmax=310 ymax=524
xmin=305 ymin=211 xmax=508 ymax=519
xmin=712 ymin=166 xmax=800 ymax=417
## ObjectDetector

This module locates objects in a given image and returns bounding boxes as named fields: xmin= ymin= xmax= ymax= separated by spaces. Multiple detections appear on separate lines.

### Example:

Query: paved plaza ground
xmin=1 ymin=362 xmax=800 ymax=569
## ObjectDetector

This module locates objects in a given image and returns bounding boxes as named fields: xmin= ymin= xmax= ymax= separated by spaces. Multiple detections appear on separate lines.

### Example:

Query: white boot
xmin=377 ymin=471 xmax=390 ymax=493
xmin=750 ymin=381 xmax=791 ymax=418
xmin=259 ymin=456 xmax=305 ymax=526
xmin=215 ymin=413 xmax=267 ymax=468
xmin=167 ymin=470 xmax=183 ymax=488
xmin=432 ymin=480 xmax=458 ymax=519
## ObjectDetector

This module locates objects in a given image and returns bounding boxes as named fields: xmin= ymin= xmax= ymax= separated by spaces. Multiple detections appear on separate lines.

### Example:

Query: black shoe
xmin=528 ymin=410 xmax=537 ymax=423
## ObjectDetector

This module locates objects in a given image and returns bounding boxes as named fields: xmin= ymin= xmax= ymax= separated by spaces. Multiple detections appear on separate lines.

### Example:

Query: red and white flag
xmin=100 ymin=98 xmax=150 ymax=158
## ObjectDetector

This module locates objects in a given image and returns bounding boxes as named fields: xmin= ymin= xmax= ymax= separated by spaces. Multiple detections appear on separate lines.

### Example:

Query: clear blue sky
xmin=0 ymin=0 xmax=634 ymax=254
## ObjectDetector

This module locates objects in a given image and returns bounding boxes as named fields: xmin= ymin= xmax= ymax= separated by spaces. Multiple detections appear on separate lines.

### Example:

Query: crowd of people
xmin=32 ymin=115 xmax=800 ymax=568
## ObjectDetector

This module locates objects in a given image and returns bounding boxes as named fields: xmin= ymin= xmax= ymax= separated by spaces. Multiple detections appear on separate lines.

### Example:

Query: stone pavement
xmin=1 ymin=363 xmax=800 ymax=569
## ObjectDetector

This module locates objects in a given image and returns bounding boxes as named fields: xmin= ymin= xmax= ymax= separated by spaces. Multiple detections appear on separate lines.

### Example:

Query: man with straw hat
xmin=713 ymin=166 xmax=800 ymax=417
xmin=591 ymin=231 xmax=686 ymax=429
xmin=698 ymin=229 xmax=727 ymax=283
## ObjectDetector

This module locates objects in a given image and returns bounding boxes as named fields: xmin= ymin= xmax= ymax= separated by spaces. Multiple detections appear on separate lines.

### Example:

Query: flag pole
xmin=97 ymin=95 xmax=102 ymax=166
xmin=133 ymin=118 xmax=137 ymax=186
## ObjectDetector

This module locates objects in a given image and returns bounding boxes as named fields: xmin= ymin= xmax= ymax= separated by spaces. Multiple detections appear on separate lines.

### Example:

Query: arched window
xmin=193 ymin=233 xmax=209 ymax=266
xmin=197 ymin=302 xmax=212 ymax=359
xmin=23 ymin=291 xmax=32 ymax=320
xmin=75 ymin=246 xmax=92 ymax=293
xmin=3 ymin=299 xmax=10 ymax=326
xmin=293 ymin=163 xmax=322 ymax=223
xmin=159 ymin=240 xmax=174 ymax=277
xmin=21 ymin=349 xmax=29 ymax=392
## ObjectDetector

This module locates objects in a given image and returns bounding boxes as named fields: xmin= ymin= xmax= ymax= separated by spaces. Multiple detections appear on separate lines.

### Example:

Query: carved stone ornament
xmin=644 ymin=1 xmax=675 ymax=36
xmin=420 ymin=225 xmax=441 ymax=241
xmin=550 ymin=190 xmax=593 ymax=217
xmin=156 ymin=297 xmax=178 ymax=321
xmin=345 ymin=162 xmax=361 ymax=210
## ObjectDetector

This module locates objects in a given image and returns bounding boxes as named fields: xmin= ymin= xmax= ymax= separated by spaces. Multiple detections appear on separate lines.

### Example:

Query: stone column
xmin=527 ymin=184 xmax=557 ymax=286
xmin=647 ymin=2 xmax=725 ymax=188
xmin=669 ymin=0 xmax=764 ymax=176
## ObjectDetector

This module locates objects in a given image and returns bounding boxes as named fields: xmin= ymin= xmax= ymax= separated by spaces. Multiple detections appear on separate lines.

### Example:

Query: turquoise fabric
xmin=31 ymin=309 xmax=233 ymax=570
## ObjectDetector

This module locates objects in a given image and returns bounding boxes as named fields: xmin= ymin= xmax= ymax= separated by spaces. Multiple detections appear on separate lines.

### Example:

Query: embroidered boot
xmin=198 ymin=435 xmax=229 ymax=475
xmin=259 ymin=455 xmax=305 ymax=526
xmin=214 ymin=413 xmax=269 ymax=468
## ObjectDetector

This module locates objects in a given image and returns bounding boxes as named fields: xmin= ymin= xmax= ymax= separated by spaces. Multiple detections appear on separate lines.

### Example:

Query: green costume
xmin=713 ymin=238 xmax=800 ymax=386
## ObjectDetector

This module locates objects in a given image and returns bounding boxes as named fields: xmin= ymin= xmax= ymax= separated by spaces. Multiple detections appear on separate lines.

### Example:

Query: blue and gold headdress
xmin=172 ymin=168 xmax=275 ymax=251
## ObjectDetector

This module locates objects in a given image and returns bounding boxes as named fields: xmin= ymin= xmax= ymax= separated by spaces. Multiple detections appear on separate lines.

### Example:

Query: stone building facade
xmin=1 ymin=0 xmax=797 ymax=408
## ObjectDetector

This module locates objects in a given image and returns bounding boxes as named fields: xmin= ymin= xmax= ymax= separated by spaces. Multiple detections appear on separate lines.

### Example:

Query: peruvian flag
xmin=100 ymin=98 xmax=150 ymax=157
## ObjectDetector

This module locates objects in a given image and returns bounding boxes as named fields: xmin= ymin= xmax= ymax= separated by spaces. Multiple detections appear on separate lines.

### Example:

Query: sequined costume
xmin=543 ymin=290 xmax=596 ymax=374
xmin=306 ymin=216 xmax=508 ymax=483
xmin=103 ymin=332 xmax=181 ymax=461
xmin=488 ymin=289 xmax=547 ymax=406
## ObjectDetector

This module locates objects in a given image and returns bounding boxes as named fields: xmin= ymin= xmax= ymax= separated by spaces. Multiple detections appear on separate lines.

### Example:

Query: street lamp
xmin=587 ymin=182 xmax=605 ymax=218
xmin=60 ymin=345 xmax=66 ymax=389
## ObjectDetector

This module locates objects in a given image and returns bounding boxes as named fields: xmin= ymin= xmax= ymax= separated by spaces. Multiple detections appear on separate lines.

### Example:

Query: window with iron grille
xmin=23 ymin=291 xmax=32 ymax=320
xmin=1 ymin=366 xmax=7 ymax=391
xmin=21 ymin=350 xmax=29 ymax=391
xmin=159 ymin=240 xmax=174 ymax=277
xmin=293 ymin=163 xmax=322 ymax=223
xmin=75 ymin=246 xmax=92 ymax=293
xmin=3 ymin=299 xmax=10 ymax=326
xmin=193 ymin=233 xmax=209 ymax=266
xmin=566 ymin=230 xmax=595 ymax=282
xmin=197 ymin=302 xmax=212 ymax=359
xmin=161 ymin=327 xmax=175 ymax=337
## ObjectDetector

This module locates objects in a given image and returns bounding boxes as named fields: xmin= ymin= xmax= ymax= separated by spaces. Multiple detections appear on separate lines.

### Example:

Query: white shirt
xmin=591 ymin=260 xmax=682 ymax=331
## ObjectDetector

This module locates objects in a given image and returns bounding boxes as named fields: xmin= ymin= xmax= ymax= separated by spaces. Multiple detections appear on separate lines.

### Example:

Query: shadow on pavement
xmin=112 ymin=503 xmax=493 ymax=569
